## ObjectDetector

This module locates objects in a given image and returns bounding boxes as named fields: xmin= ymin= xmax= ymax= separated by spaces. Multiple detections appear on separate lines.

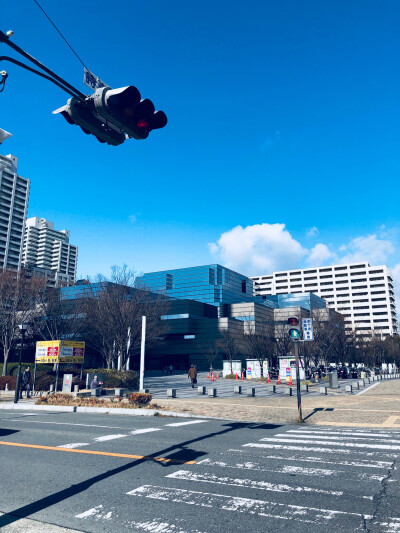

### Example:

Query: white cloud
xmin=307 ymin=243 xmax=336 ymax=266
xmin=306 ymin=226 xmax=318 ymax=237
xmin=129 ymin=213 xmax=141 ymax=223
xmin=208 ymin=223 xmax=307 ymax=276
xmin=339 ymin=234 xmax=395 ymax=265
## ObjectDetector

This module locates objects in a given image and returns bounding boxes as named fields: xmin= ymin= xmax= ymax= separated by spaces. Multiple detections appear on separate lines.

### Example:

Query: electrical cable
xmin=33 ymin=0 xmax=89 ymax=70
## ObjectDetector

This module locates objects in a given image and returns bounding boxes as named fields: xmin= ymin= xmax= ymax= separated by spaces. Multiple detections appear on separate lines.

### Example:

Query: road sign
xmin=35 ymin=340 xmax=85 ymax=364
xmin=83 ymin=67 xmax=109 ymax=91
xmin=302 ymin=318 xmax=314 ymax=341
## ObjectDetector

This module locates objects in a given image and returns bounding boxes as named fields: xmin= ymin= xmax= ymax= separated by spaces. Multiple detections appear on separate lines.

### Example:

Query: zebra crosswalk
xmin=74 ymin=425 xmax=400 ymax=533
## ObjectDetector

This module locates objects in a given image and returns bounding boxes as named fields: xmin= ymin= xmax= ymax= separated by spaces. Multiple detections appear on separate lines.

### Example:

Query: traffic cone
xmin=267 ymin=374 xmax=271 ymax=383
xmin=211 ymin=372 xmax=214 ymax=382
xmin=216 ymin=372 xmax=219 ymax=380
xmin=277 ymin=375 xmax=281 ymax=384
xmin=241 ymin=371 xmax=245 ymax=380
xmin=235 ymin=373 xmax=239 ymax=380
xmin=288 ymin=375 xmax=293 ymax=386
xmin=207 ymin=372 xmax=210 ymax=379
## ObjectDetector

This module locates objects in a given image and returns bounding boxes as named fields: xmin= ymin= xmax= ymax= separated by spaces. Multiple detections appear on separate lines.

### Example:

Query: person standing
xmin=20 ymin=366 xmax=31 ymax=399
xmin=188 ymin=364 xmax=197 ymax=388
xmin=169 ymin=364 xmax=173 ymax=375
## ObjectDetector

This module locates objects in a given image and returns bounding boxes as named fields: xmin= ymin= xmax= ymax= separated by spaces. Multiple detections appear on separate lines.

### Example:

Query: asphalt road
xmin=0 ymin=410 xmax=399 ymax=532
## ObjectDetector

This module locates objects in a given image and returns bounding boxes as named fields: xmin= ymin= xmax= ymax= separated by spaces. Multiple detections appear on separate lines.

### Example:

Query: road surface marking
xmin=0 ymin=440 xmax=196 ymax=464
xmin=130 ymin=428 xmax=162 ymax=435
xmin=227 ymin=448 xmax=392 ymax=469
xmin=243 ymin=442 xmax=398 ymax=457
xmin=314 ymin=421 xmax=400 ymax=428
xmin=260 ymin=437 xmax=400 ymax=451
xmin=6 ymin=420 xmax=138 ymax=430
xmin=356 ymin=382 xmax=381 ymax=395
xmin=382 ymin=416 xmax=400 ymax=427
xmin=128 ymin=485 xmax=373 ymax=524
xmin=287 ymin=429 xmax=400 ymax=438
xmin=167 ymin=470 xmax=343 ymax=495
xmin=57 ymin=442 xmax=90 ymax=449
xmin=197 ymin=458 xmax=385 ymax=481
xmin=164 ymin=420 xmax=207 ymax=427
xmin=75 ymin=505 xmax=112 ymax=520
xmin=276 ymin=433 xmax=400 ymax=444
xmin=93 ymin=434 xmax=128 ymax=442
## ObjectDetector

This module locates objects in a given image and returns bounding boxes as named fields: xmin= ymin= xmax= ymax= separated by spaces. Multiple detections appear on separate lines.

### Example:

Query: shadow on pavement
xmin=0 ymin=428 xmax=19 ymax=437
xmin=0 ymin=420 xmax=282 ymax=528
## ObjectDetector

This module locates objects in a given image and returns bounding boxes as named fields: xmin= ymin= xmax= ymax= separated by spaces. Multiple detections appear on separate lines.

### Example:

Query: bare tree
xmin=81 ymin=266 xmax=167 ymax=370
xmin=217 ymin=328 xmax=242 ymax=374
xmin=203 ymin=342 xmax=218 ymax=372
xmin=0 ymin=270 xmax=44 ymax=375
xmin=241 ymin=320 xmax=275 ymax=376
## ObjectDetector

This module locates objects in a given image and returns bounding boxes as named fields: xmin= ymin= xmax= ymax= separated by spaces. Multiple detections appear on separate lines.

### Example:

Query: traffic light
xmin=287 ymin=316 xmax=300 ymax=341
xmin=93 ymin=86 xmax=168 ymax=140
xmin=53 ymin=97 xmax=126 ymax=146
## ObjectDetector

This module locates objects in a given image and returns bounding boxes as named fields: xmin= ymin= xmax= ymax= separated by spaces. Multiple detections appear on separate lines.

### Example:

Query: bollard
xmin=358 ymin=380 xmax=364 ymax=388
xmin=233 ymin=385 xmax=242 ymax=394
xmin=208 ymin=388 xmax=217 ymax=397
xmin=354 ymin=381 xmax=360 ymax=390
xmin=300 ymin=384 xmax=308 ymax=392
xmin=167 ymin=388 xmax=176 ymax=398
xmin=197 ymin=386 xmax=206 ymax=395
xmin=74 ymin=384 xmax=79 ymax=393
xmin=140 ymin=388 xmax=150 ymax=393
xmin=365 ymin=377 xmax=370 ymax=384
xmin=319 ymin=386 xmax=328 ymax=395
xmin=50 ymin=384 xmax=54 ymax=392
xmin=247 ymin=387 xmax=255 ymax=397
xmin=345 ymin=385 xmax=353 ymax=394
xmin=284 ymin=387 xmax=293 ymax=396
xmin=267 ymin=384 xmax=276 ymax=393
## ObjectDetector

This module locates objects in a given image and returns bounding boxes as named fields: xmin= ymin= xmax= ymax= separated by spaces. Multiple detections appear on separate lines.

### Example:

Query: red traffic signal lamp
xmin=287 ymin=316 xmax=300 ymax=340
xmin=93 ymin=86 xmax=168 ymax=140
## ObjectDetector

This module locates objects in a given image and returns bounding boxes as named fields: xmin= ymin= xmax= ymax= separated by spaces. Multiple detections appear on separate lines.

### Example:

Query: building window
xmin=166 ymin=273 xmax=173 ymax=290
xmin=241 ymin=280 xmax=247 ymax=293
xmin=334 ymin=266 xmax=347 ymax=271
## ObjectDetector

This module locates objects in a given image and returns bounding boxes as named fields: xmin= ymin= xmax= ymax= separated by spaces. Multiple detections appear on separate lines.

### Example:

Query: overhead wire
xmin=33 ymin=0 xmax=89 ymax=70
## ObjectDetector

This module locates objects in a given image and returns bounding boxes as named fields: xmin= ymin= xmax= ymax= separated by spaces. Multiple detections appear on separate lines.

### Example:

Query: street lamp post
xmin=14 ymin=323 xmax=28 ymax=403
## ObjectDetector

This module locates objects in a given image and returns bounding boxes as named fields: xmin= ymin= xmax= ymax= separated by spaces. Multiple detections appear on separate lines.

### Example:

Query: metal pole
xmin=32 ymin=362 xmax=37 ymax=394
xmin=55 ymin=362 xmax=60 ymax=393
xmin=80 ymin=363 xmax=84 ymax=381
xmin=294 ymin=341 xmax=303 ymax=423
xmin=139 ymin=316 xmax=146 ymax=390
xmin=13 ymin=329 xmax=25 ymax=403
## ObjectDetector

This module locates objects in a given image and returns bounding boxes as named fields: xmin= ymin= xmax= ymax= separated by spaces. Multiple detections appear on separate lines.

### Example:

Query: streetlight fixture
xmin=14 ymin=323 xmax=28 ymax=403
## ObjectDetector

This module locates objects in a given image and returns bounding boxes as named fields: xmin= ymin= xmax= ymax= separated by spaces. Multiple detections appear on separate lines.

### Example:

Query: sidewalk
xmin=153 ymin=379 xmax=400 ymax=427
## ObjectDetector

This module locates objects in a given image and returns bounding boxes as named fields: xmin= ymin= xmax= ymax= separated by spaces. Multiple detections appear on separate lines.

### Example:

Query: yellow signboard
xmin=35 ymin=340 xmax=85 ymax=364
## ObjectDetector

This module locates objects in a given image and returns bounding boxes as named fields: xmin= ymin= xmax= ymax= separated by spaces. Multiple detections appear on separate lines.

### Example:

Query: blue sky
xmin=1 ymin=1 xmax=399 ymax=288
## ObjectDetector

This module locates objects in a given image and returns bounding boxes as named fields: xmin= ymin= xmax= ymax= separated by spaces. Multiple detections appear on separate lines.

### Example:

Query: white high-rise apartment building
xmin=23 ymin=217 xmax=78 ymax=284
xmin=0 ymin=154 xmax=30 ymax=270
xmin=251 ymin=262 xmax=398 ymax=336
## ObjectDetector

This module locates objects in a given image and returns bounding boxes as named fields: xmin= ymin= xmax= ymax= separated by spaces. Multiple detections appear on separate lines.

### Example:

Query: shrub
xmin=0 ymin=376 xmax=16 ymax=390
xmin=128 ymin=392 xmax=152 ymax=406
xmin=35 ymin=372 xmax=56 ymax=391
xmin=85 ymin=369 xmax=139 ymax=389
xmin=224 ymin=374 xmax=237 ymax=379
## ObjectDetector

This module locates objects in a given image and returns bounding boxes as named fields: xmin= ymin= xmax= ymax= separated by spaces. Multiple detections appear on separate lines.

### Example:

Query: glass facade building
xmin=138 ymin=264 xmax=263 ymax=307
xmin=265 ymin=293 xmax=326 ymax=311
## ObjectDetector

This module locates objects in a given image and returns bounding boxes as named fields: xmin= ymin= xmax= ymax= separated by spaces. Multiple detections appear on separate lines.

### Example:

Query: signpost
xmin=35 ymin=340 xmax=85 ymax=392
xmin=287 ymin=317 xmax=303 ymax=423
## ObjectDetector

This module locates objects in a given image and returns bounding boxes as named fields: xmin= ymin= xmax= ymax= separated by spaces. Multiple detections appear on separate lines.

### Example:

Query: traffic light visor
xmin=288 ymin=316 xmax=299 ymax=326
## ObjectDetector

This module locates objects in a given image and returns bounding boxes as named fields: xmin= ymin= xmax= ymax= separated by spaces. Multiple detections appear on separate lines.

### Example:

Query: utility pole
xmin=139 ymin=316 xmax=146 ymax=390
xmin=287 ymin=316 xmax=303 ymax=423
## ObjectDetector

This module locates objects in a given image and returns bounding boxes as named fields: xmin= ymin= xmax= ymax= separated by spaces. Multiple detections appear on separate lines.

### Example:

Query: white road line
xmin=164 ymin=420 xmax=207 ymax=427
xmin=260 ymin=437 xmax=400 ymax=451
xmin=243 ymin=442 xmax=399 ymax=457
xmin=275 ymin=433 xmax=400 ymax=444
xmin=227 ymin=448 xmax=393 ymax=469
xmin=93 ymin=434 xmax=128 ymax=442
xmin=6 ymin=419 xmax=136 ymax=430
xmin=357 ymin=382 xmax=381 ymax=395
xmin=128 ymin=485 xmax=372 ymax=524
xmin=58 ymin=442 xmax=90 ymax=449
xmin=75 ymin=505 xmax=112 ymax=520
xmin=130 ymin=428 xmax=162 ymax=435
xmin=287 ymin=430 xmax=400 ymax=439
xmin=167 ymin=470 xmax=343 ymax=495
xmin=197 ymin=458 xmax=385 ymax=481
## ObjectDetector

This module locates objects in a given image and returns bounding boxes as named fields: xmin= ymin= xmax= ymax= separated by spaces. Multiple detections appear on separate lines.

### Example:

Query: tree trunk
xmin=2 ymin=349 xmax=9 ymax=376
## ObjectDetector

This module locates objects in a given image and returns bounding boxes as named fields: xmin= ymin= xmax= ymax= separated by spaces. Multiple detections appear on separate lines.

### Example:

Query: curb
xmin=0 ymin=402 xmax=227 ymax=420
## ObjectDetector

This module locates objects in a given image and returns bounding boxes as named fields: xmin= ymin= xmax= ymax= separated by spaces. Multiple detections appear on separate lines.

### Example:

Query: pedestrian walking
xmin=169 ymin=364 xmax=173 ymax=375
xmin=188 ymin=364 xmax=197 ymax=388
xmin=20 ymin=366 xmax=31 ymax=399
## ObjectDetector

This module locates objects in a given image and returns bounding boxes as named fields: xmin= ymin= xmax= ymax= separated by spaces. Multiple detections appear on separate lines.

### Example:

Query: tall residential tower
xmin=0 ymin=154 xmax=30 ymax=270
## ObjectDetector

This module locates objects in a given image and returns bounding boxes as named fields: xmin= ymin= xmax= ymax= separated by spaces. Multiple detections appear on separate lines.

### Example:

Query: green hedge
xmin=85 ymin=369 xmax=139 ymax=389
